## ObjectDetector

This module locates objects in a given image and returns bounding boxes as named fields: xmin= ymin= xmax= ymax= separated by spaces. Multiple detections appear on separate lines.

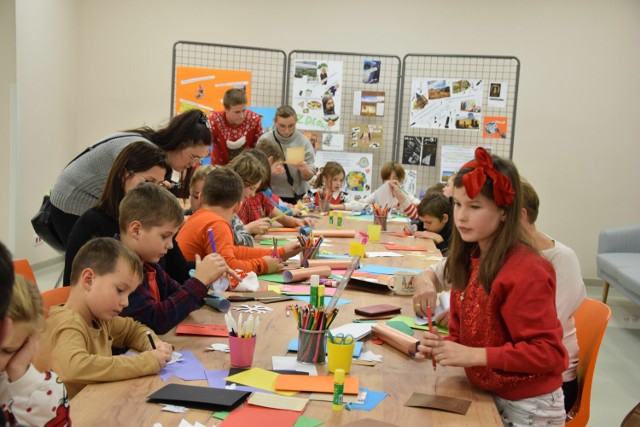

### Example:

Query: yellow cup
xmin=349 ymin=242 xmax=366 ymax=257
xmin=368 ymin=224 xmax=382 ymax=242
xmin=327 ymin=340 xmax=355 ymax=374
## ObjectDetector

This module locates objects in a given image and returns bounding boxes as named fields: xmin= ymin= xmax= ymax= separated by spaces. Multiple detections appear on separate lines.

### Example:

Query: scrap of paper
xmin=358 ymin=350 xmax=383 ymax=363
xmin=271 ymin=356 xmax=318 ymax=375
xmin=161 ymin=404 xmax=187 ymax=413
xmin=348 ymin=388 xmax=388 ymax=411
xmin=364 ymin=252 xmax=404 ymax=258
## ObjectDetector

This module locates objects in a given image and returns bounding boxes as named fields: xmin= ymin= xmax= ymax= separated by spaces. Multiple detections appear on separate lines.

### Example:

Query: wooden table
xmin=70 ymin=215 xmax=501 ymax=426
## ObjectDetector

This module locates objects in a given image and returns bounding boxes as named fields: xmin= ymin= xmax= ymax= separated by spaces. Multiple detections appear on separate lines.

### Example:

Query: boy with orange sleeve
xmin=177 ymin=167 xmax=300 ymax=274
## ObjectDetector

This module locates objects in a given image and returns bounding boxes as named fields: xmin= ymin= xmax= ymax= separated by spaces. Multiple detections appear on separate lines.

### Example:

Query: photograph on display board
xmin=483 ymin=116 xmax=508 ymax=138
xmin=409 ymin=78 xmax=483 ymax=130
xmin=420 ymin=137 xmax=438 ymax=166
xmin=349 ymin=123 xmax=384 ymax=149
xmin=292 ymin=60 xmax=343 ymax=132
xmin=352 ymin=91 xmax=385 ymax=117
xmin=488 ymin=82 xmax=508 ymax=108
xmin=404 ymin=169 xmax=418 ymax=197
xmin=362 ymin=59 xmax=381 ymax=84
xmin=320 ymin=133 xmax=344 ymax=151
xmin=174 ymin=66 xmax=252 ymax=115
xmin=301 ymin=131 xmax=321 ymax=150
xmin=315 ymin=151 xmax=372 ymax=196
xmin=402 ymin=136 xmax=423 ymax=166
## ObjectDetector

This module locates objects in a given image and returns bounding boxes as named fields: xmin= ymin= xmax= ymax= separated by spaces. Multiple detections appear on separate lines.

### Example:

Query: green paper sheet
xmin=212 ymin=411 xmax=229 ymax=419
xmin=294 ymin=415 xmax=324 ymax=427
xmin=389 ymin=315 xmax=448 ymax=334
xmin=258 ymin=273 xmax=288 ymax=283
xmin=258 ymin=239 xmax=290 ymax=246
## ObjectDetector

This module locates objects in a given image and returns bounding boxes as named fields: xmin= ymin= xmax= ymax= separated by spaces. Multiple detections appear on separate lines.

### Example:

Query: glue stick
xmin=332 ymin=369 xmax=345 ymax=411
xmin=337 ymin=212 xmax=343 ymax=228
xmin=317 ymin=284 xmax=325 ymax=308
xmin=310 ymin=275 xmax=319 ymax=308
xmin=329 ymin=211 xmax=334 ymax=225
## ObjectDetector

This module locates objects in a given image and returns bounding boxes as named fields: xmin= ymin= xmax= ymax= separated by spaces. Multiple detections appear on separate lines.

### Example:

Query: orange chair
xmin=13 ymin=258 xmax=37 ymax=284
xmin=566 ymin=298 xmax=611 ymax=426
xmin=41 ymin=287 xmax=71 ymax=318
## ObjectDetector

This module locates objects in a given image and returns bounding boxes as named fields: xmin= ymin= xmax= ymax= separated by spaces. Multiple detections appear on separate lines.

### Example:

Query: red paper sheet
xmin=175 ymin=324 xmax=229 ymax=337
xmin=220 ymin=405 xmax=300 ymax=427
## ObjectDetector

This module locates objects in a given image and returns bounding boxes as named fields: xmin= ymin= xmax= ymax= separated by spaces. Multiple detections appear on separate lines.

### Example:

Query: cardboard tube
xmin=304 ymin=259 xmax=353 ymax=269
xmin=371 ymin=323 xmax=419 ymax=356
xmin=283 ymin=266 xmax=332 ymax=283
xmin=312 ymin=229 xmax=356 ymax=238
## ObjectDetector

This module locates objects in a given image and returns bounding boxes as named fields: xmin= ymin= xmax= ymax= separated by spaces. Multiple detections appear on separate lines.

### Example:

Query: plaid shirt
xmin=237 ymin=193 xmax=275 ymax=224
xmin=121 ymin=262 xmax=208 ymax=335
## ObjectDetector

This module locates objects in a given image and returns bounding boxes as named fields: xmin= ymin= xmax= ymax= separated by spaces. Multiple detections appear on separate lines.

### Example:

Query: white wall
xmin=11 ymin=0 xmax=640 ymax=278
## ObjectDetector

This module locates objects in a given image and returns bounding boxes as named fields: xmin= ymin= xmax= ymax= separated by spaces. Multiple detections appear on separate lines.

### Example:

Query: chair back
xmin=41 ymin=287 xmax=71 ymax=318
xmin=13 ymin=258 xmax=37 ymax=284
xmin=566 ymin=298 xmax=611 ymax=426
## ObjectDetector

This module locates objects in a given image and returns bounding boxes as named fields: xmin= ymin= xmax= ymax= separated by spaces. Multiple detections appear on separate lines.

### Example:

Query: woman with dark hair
xmin=49 ymin=109 xmax=212 ymax=249
xmin=62 ymin=141 xmax=192 ymax=285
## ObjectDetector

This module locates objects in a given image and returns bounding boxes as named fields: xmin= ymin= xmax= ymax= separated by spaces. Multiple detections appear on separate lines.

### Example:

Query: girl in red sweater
xmin=416 ymin=147 xmax=568 ymax=425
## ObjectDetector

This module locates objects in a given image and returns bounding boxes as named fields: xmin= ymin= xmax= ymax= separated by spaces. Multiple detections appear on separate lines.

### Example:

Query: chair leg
xmin=602 ymin=281 xmax=610 ymax=304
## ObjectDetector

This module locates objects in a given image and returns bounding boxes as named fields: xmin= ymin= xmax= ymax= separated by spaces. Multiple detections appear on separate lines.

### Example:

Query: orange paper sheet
xmin=385 ymin=232 xmax=410 ymax=238
xmin=275 ymin=375 xmax=360 ymax=394
xmin=383 ymin=244 xmax=428 ymax=251
xmin=268 ymin=228 xmax=299 ymax=233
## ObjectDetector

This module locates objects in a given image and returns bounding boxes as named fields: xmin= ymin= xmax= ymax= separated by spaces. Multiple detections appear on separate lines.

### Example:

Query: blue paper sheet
xmin=348 ymin=387 xmax=388 ymax=411
xmin=287 ymin=338 xmax=363 ymax=357
xmin=359 ymin=264 xmax=422 ymax=275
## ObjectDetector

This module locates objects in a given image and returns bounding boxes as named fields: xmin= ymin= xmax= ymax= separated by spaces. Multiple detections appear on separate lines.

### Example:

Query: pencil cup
xmin=299 ymin=246 xmax=319 ymax=263
xmin=297 ymin=328 xmax=327 ymax=364
xmin=318 ymin=198 xmax=331 ymax=214
xmin=349 ymin=242 xmax=366 ymax=258
xmin=373 ymin=215 xmax=388 ymax=231
xmin=367 ymin=224 xmax=382 ymax=242
xmin=229 ymin=336 xmax=257 ymax=368
xmin=327 ymin=340 xmax=355 ymax=374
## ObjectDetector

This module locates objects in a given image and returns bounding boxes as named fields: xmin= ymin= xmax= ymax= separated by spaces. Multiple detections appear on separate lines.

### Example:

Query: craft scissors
xmin=333 ymin=333 xmax=354 ymax=345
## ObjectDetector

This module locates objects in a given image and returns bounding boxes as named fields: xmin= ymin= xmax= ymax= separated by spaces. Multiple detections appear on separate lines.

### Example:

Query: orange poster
xmin=173 ymin=66 xmax=252 ymax=115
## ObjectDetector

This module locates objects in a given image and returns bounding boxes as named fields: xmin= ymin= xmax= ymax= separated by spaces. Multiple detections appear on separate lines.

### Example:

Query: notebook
xmin=147 ymin=384 xmax=250 ymax=411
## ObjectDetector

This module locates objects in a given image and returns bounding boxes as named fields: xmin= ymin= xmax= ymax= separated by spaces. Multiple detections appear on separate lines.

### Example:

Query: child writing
xmin=176 ymin=167 xmax=300 ymax=274
xmin=403 ymin=193 xmax=452 ymax=255
xmin=1 ymin=276 xmax=71 ymax=426
xmin=117 ymin=183 xmax=239 ymax=334
xmin=34 ymin=238 xmax=173 ymax=399
xmin=311 ymin=161 xmax=363 ymax=211
xmin=415 ymin=147 xmax=568 ymax=424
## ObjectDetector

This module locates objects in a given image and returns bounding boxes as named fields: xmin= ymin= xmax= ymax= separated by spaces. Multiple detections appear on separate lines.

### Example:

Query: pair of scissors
xmin=333 ymin=333 xmax=354 ymax=345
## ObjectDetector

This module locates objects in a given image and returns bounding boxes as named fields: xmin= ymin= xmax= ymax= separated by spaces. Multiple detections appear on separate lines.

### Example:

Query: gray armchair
xmin=597 ymin=225 xmax=640 ymax=304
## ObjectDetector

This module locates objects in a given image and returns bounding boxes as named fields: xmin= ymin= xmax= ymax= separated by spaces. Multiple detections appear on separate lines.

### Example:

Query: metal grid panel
xmin=287 ymin=51 xmax=401 ymax=191
xmin=171 ymin=41 xmax=287 ymax=116
xmin=399 ymin=54 xmax=520 ymax=195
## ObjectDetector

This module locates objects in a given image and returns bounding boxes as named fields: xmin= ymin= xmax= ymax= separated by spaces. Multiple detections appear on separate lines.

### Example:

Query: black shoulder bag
xmin=272 ymin=131 xmax=301 ymax=201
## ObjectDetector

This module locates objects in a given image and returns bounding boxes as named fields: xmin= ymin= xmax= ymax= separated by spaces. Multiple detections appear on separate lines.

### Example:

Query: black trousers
xmin=563 ymin=378 xmax=579 ymax=413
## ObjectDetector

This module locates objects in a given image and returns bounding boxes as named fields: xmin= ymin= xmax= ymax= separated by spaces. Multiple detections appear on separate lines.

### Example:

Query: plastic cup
xmin=373 ymin=215 xmax=388 ymax=231
xmin=349 ymin=242 xmax=366 ymax=257
xmin=327 ymin=340 xmax=355 ymax=374
xmin=297 ymin=328 xmax=327 ymax=364
xmin=368 ymin=224 xmax=382 ymax=242
xmin=229 ymin=336 xmax=257 ymax=368
xmin=318 ymin=198 xmax=331 ymax=214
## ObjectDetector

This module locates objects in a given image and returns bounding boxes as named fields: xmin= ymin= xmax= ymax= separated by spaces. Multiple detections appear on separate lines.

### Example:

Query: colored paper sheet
xmin=388 ymin=315 xmax=448 ymax=334
xmin=258 ymin=239 xmax=290 ymax=246
xmin=317 ymin=253 xmax=351 ymax=259
xmin=176 ymin=324 xmax=229 ymax=337
xmin=271 ymin=356 xmax=318 ymax=376
xmin=267 ymin=228 xmax=299 ymax=233
xmin=288 ymin=338 xmax=363 ymax=357
xmin=213 ymin=411 xmax=229 ymax=420
xmin=159 ymin=350 xmax=206 ymax=382
xmin=349 ymin=388 xmax=388 ymax=411
xmin=224 ymin=368 xmax=296 ymax=396
xmin=289 ymin=295 xmax=351 ymax=306
xmin=219 ymin=405 xmax=300 ymax=427
xmin=281 ymin=285 xmax=336 ymax=296
xmin=275 ymin=374 xmax=359 ymax=394
xmin=267 ymin=284 xmax=283 ymax=293
xmin=293 ymin=415 xmax=325 ymax=427
xmin=383 ymin=244 xmax=427 ymax=252
xmin=248 ymin=393 xmax=309 ymax=411
xmin=359 ymin=265 xmax=422 ymax=275
xmin=204 ymin=370 xmax=267 ymax=395
xmin=259 ymin=273 xmax=288 ymax=283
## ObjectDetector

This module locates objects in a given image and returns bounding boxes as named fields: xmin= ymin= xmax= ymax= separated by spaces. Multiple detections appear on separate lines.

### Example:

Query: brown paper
xmin=405 ymin=392 xmax=472 ymax=415
xmin=282 ymin=266 xmax=332 ymax=283
xmin=371 ymin=323 xmax=419 ymax=356
xmin=303 ymin=259 xmax=353 ymax=269
xmin=312 ymin=229 xmax=356 ymax=238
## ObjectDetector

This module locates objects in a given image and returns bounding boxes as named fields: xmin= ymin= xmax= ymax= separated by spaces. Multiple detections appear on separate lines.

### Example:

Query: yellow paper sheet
xmin=267 ymin=284 xmax=283 ymax=293
xmin=285 ymin=147 xmax=305 ymax=164
xmin=225 ymin=368 xmax=296 ymax=396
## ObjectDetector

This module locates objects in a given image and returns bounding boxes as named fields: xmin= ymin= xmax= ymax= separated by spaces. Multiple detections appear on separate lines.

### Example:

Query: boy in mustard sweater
xmin=177 ymin=167 xmax=300 ymax=274
xmin=34 ymin=238 xmax=172 ymax=399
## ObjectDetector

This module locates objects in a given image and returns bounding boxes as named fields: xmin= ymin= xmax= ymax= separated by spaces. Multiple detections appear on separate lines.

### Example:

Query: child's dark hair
xmin=69 ymin=237 xmax=143 ymax=287
xmin=119 ymin=183 xmax=184 ymax=233
xmin=417 ymin=193 xmax=450 ymax=220
xmin=201 ymin=167 xmax=244 ymax=208
xmin=223 ymin=88 xmax=247 ymax=109
xmin=425 ymin=182 xmax=446 ymax=196
xmin=244 ymin=149 xmax=272 ymax=191
xmin=380 ymin=161 xmax=405 ymax=181
xmin=313 ymin=161 xmax=345 ymax=189
xmin=444 ymin=151 xmax=526 ymax=293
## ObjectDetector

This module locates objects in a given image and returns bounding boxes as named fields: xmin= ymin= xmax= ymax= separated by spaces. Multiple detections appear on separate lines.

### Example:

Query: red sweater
xmin=446 ymin=244 xmax=567 ymax=400
xmin=176 ymin=209 xmax=284 ymax=274
xmin=209 ymin=110 xmax=263 ymax=165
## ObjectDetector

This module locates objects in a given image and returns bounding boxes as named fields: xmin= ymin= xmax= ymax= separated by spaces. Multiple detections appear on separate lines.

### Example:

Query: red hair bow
xmin=461 ymin=147 xmax=515 ymax=206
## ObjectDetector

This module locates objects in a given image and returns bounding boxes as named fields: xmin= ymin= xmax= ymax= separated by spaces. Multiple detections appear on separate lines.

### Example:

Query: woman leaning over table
xmin=49 ymin=109 xmax=212 ymax=249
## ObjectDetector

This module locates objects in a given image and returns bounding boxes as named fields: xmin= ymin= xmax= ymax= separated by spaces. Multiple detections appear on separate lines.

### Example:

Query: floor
xmin=33 ymin=259 xmax=640 ymax=425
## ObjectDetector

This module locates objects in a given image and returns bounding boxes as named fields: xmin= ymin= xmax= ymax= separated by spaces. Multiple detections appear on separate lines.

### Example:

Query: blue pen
xmin=207 ymin=228 xmax=217 ymax=253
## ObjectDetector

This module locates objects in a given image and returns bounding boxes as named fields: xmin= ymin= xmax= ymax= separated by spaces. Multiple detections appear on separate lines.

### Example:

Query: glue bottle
xmin=332 ymin=369 xmax=345 ymax=411
xmin=337 ymin=212 xmax=343 ymax=228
